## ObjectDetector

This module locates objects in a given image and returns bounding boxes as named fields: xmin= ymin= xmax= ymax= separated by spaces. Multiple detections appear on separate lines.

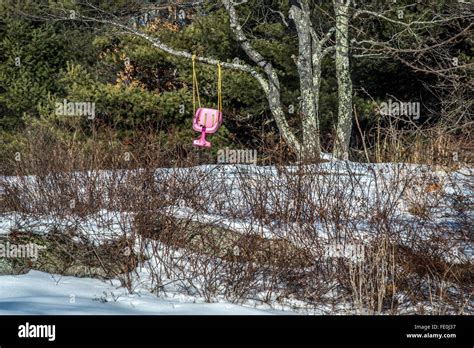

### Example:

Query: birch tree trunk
xmin=333 ymin=0 xmax=353 ymax=160
xmin=289 ymin=0 xmax=321 ymax=159
xmin=223 ymin=0 xmax=303 ymax=154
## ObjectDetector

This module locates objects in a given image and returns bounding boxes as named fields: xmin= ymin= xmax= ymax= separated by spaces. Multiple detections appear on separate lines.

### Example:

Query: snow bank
xmin=0 ymin=271 xmax=276 ymax=315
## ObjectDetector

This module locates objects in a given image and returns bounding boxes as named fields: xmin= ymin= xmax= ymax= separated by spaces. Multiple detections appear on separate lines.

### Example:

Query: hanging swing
xmin=192 ymin=54 xmax=223 ymax=148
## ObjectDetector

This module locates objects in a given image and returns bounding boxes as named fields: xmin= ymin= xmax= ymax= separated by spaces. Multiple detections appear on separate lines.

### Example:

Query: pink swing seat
xmin=192 ymin=107 xmax=222 ymax=148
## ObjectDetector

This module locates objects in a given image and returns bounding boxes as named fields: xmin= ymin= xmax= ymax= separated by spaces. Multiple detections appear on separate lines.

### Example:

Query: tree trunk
xmin=290 ymin=0 xmax=321 ymax=160
xmin=223 ymin=0 xmax=302 ymax=154
xmin=333 ymin=0 xmax=353 ymax=160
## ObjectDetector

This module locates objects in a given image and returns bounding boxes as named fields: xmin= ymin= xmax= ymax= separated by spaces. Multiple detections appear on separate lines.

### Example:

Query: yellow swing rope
xmin=192 ymin=54 xmax=201 ymax=116
xmin=192 ymin=54 xmax=222 ymax=122
xmin=217 ymin=61 xmax=222 ymax=115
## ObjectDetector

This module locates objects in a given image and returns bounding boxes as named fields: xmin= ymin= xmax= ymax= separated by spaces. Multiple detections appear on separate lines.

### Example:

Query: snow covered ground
xmin=0 ymin=271 xmax=277 ymax=315
xmin=1 ymin=156 xmax=472 ymax=314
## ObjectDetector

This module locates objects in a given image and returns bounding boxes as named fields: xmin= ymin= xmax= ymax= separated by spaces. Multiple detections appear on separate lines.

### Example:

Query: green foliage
xmin=0 ymin=0 xmax=471 ymax=164
xmin=0 ymin=18 xmax=66 ymax=129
